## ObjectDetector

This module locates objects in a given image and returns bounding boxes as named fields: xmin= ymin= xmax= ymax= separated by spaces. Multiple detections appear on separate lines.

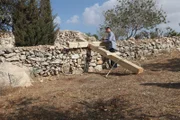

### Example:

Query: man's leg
xmin=109 ymin=48 xmax=118 ymax=68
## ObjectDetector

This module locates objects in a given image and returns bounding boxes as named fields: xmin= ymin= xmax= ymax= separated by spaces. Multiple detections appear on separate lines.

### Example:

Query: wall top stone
xmin=0 ymin=32 xmax=15 ymax=48
xmin=54 ymin=30 xmax=97 ymax=47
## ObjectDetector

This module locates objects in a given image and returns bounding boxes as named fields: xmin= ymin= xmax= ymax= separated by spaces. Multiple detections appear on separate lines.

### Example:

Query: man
xmin=103 ymin=27 xmax=117 ymax=68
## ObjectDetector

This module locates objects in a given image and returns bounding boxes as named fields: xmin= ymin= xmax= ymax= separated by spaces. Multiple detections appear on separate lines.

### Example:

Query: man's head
xmin=105 ymin=27 xmax=111 ymax=33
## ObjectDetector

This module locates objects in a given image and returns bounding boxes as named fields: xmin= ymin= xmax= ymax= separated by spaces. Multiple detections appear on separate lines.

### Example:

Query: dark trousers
xmin=109 ymin=48 xmax=117 ymax=68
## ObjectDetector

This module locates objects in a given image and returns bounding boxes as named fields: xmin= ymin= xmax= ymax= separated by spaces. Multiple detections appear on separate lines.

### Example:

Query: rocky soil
xmin=0 ymin=51 xmax=179 ymax=120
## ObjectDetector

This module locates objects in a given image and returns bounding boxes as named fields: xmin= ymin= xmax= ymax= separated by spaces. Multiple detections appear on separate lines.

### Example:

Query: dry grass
xmin=0 ymin=51 xmax=180 ymax=120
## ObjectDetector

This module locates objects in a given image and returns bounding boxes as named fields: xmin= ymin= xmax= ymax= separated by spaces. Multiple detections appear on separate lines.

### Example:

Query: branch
xmin=126 ymin=26 xmax=138 ymax=40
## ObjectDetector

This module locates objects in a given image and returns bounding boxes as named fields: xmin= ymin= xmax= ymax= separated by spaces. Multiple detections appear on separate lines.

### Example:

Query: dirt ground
xmin=0 ymin=51 xmax=180 ymax=120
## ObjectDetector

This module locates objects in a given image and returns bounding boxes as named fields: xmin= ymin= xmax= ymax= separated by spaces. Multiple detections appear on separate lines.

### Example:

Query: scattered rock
xmin=90 ymin=63 xmax=96 ymax=67
xmin=3 ymin=53 xmax=16 ymax=58
xmin=95 ymin=65 xmax=102 ymax=71
xmin=6 ymin=56 xmax=20 ymax=62
xmin=29 ymin=57 xmax=46 ymax=62
xmin=88 ymin=67 xmax=94 ymax=73
xmin=97 ymin=60 xmax=103 ymax=65
xmin=51 ymin=59 xmax=62 ymax=64
xmin=71 ymin=54 xmax=79 ymax=59
xmin=20 ymin=55 xmax=26 ymax=60
xmin=72 ymin=68 xmax=83 ymax=75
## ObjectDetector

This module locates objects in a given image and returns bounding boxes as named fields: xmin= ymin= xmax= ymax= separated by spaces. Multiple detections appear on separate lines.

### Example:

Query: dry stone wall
xmin=0 ymin=46 xmax=102 ymax=77
xmin=0 ymin=30 xmax=180 ymax=76
xmin=116 ymin=37 xmax=180 ymax=60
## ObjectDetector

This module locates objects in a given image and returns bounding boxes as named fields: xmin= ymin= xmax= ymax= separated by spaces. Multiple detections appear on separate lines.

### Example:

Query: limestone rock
xmin=71 ymin=54 xmax=79 ymax=59
xmin=0 ymin=62 xmax=32 ymax=88
xmin=3 ymin=53 xmax=16 ymax=58
xmin=95 ymin=65 xmax=102 ymax=71
xmin=97 ymin=60 xmax=103 ymax=65
xmin=72 ymin=68 xmax=83 ymax=75
xmin=177 ymin=48 xmax=180 ymax=51
xmin=29 ymin=57 xmax=46 ymax=62
xmin=6 ymin=56 xmax=20 ymax=62
xmin=0 ymin=50 xmax=5 ymax=55
xmin=0 ymin=57 xmax=5 ymax=62
xmin=20 ymin=55 xmax=26 ymax=60
xmin=41 ymin=62 xmax=49 ymax=66
xmin=90 ymin=63 xmax=96 ymax=67
xmin=51 ymin=59 xmax=62 ymax=64
xmin=88 ymin=67 xmax=94 ymax=73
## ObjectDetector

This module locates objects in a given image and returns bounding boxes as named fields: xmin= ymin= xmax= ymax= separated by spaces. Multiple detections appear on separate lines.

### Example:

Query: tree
xmin=38 ymin=0 xmax=57 ymax=45
xmin=135 ymin=28 xmax=164 ymax=39
xmin=0 ymin=0 xmax=13 ymax=31
xmin=86 ymin=32 xmax=99 ymax=40
xmin=12 ymin=0 xmax=39 ymax=46
xmin=12 ymin=0 xmax=58 ymax=46
xmin=164 ymin=27 xmax=180 ymax=37
xmin=100 ymin=0 xmax=166 ymax=40
xmin=135 ymin=30 xmax=149 ymax=39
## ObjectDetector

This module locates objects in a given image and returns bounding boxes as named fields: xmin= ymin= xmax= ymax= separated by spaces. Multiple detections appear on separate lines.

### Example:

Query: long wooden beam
xmin=67 ymin=41 xmax=102 ymax=48
xmin=88 ymin=43 xmax=144 ymax=74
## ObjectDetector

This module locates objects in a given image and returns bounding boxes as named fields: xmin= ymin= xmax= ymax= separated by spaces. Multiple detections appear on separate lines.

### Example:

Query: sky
xmin=51 ymin=0 xmax=180 ymax=34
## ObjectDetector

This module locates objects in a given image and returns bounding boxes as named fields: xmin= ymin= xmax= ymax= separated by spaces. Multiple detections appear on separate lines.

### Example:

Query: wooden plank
xmin=68 ymin=42 xmax=89 ymax=48
xmin=68 ymin=42 xmax=78 ymax=48
xmin=108 ymin=55 xmax=144 ymax=74
xmin=68 ymin=41 xmax=102 ymax=48
xmin=88 ymin=43 xmax=144 ymax=74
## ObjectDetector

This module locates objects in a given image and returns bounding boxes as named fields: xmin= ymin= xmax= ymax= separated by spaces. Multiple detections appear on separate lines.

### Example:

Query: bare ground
xmin=0 ymin=51 xmax=180 ymax=120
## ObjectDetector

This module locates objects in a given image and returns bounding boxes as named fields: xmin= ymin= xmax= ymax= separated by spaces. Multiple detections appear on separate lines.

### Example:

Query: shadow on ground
xmin=0 ymin=87 xmax=20 ymax=96
xmin=143 ymin=58 xmax=180 ymax=72
xmin=0 ymin=96 xmax=179 ymax=120
xmin=141 ymin=82 xmax=180 ymax=89
xmin=89 ymin=72 xmax=132 ymax=77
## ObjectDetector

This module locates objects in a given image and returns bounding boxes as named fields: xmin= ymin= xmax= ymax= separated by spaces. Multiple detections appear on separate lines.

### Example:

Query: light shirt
xmin=105 ymin=31 xmax=117 ymax=50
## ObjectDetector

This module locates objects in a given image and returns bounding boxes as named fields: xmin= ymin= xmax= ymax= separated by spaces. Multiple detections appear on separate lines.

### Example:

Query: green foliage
xmin=149 ymin=28 xmax=163 ymax=39
xmin=100 ymin=0 xmax=166 ymax=40
xmin=0 ymin=0 xmax=13 ymax=31
xmin=11 ymin=0 xmax=58 ymax=46
xmin=164 ymin=27 xmax=180 ymax=37
xmin=135 ymin=28 xmax=164 ymax=39
xmin=86 ymin=32 xmax=99 ymax=40
xmin=38 ymin=0 xmax=58 ymax=45
xmin=135 ymin=30 xmax=149 ymax=39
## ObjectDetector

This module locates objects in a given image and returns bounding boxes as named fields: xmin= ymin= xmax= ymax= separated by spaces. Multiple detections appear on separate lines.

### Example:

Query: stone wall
xmin=116 ymin=36 xmax=180 ymax=60
xmin=0 ymin=30 xmax=180 ymax=76
xmin=0 ymin=46 xmax=102 ymax=77
xmin=0 ymin=37 xmax=180 ymax=77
